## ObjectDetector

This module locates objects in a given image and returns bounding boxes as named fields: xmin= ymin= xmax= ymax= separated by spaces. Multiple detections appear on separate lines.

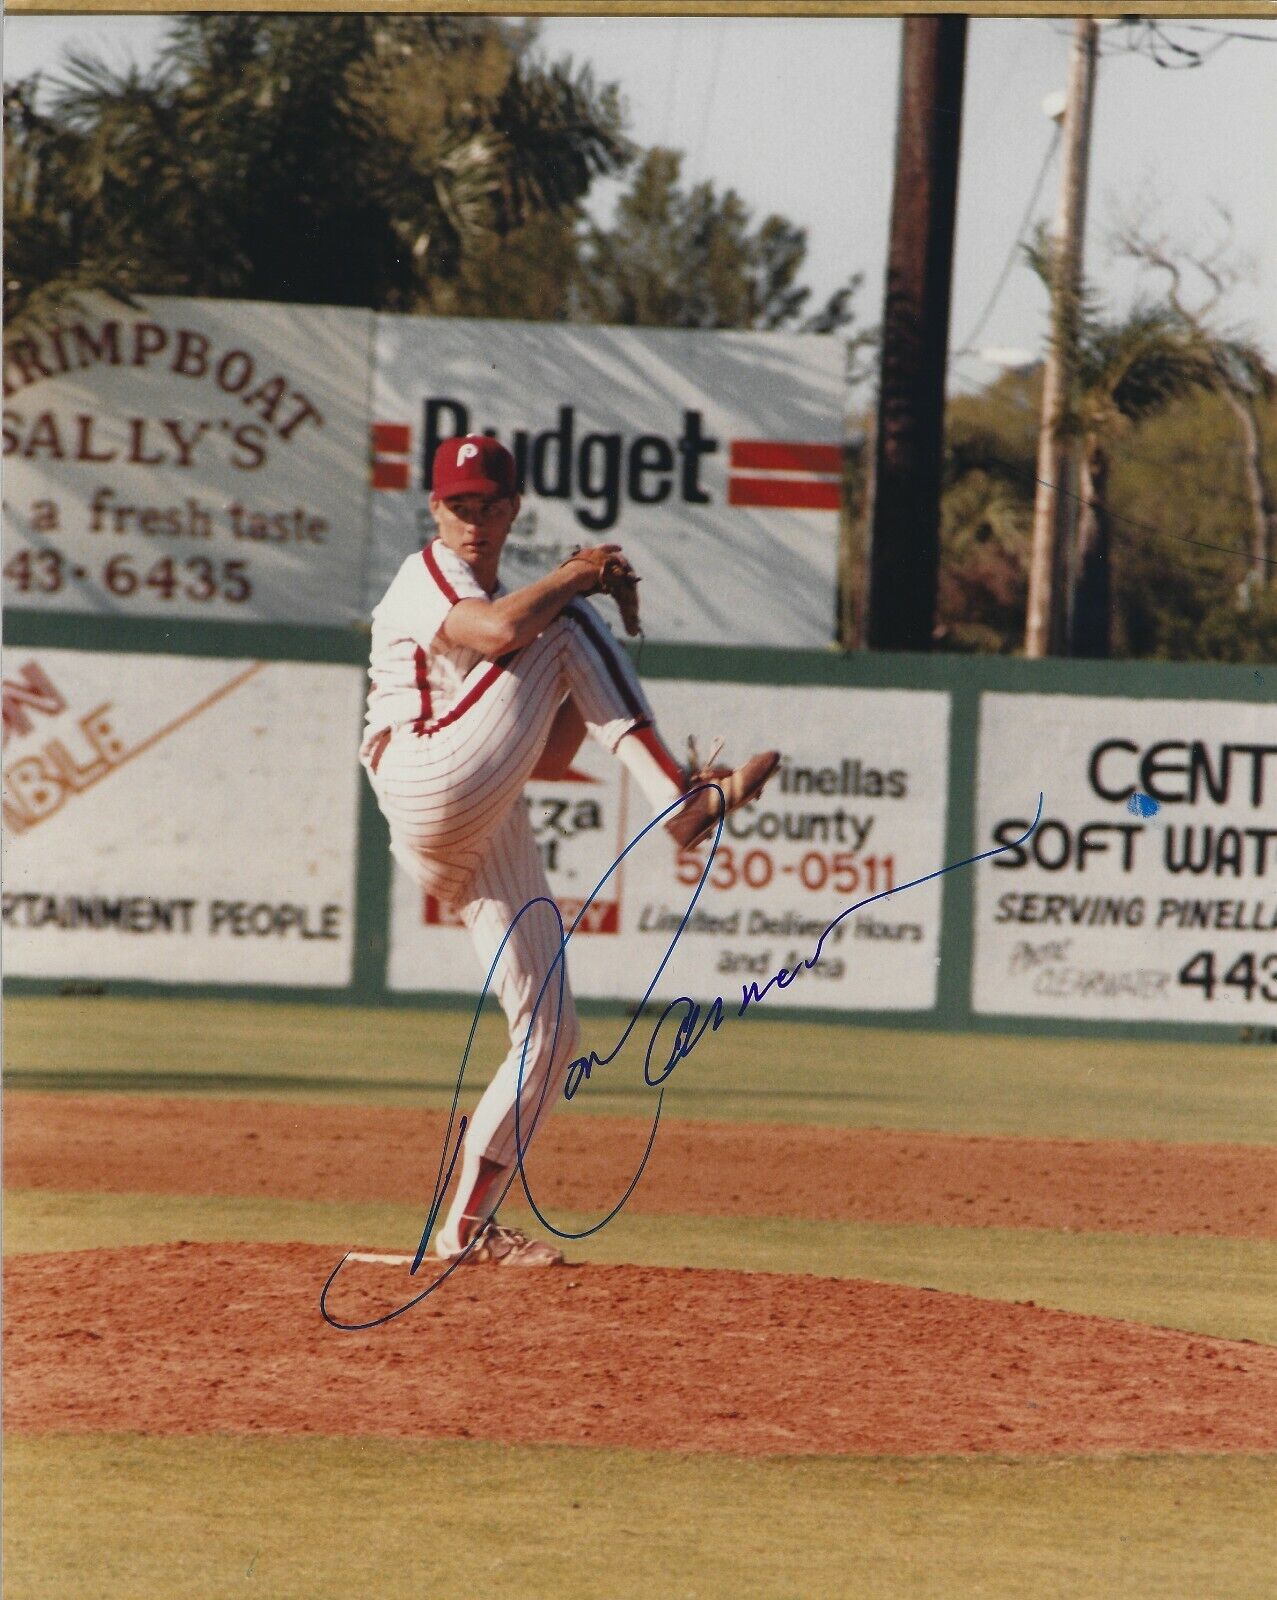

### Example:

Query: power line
xmin=996 ymin=459 xmax=1277 ymax=572
xmin=688 ymin=24 xmax=727 ymax=184
xmin=1092 ymin=19 xmax=1233 ymax=69
xmin=658 ymin=23 xmax=679 ymax=151
xmin=947 ymin=377 xmax=1269 ymax=517
xmin=950 ymin=433 xmax=1277 ymax=595
xmin=953 ymin=122 xmax=1060 ymax=357
xmin=1108 ymin=443 xmax=1267 ymax=515
xmin=1177 ymin=23 xmax=1277 ymax=45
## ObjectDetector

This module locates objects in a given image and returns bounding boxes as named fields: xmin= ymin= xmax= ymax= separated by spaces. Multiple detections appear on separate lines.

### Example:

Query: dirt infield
xmin=7 ymin=1242 xmax=1277 ymax=1456
xmin=7 ymin=1090 xmax=1276 ymax=1459
xmin=6 ymin=1092 xmax=1275 ymax=1237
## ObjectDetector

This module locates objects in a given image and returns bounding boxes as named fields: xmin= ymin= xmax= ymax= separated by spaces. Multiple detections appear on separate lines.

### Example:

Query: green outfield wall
xmin=4 ymin=604 xmax=1273 ymax=1044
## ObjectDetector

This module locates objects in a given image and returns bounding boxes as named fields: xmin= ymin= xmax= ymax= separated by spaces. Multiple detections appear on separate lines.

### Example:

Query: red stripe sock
xmin=617 ymin=724 xmax=684 ymax=809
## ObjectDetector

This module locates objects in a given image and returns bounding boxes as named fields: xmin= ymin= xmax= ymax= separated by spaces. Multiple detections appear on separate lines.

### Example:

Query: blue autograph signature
xmin=320 ymin=788 xmax=1044 ymax=1330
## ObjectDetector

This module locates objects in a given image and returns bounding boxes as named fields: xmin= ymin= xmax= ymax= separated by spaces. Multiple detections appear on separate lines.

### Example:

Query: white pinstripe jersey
xmin=363 ymin=539 xmax=508 ymax=746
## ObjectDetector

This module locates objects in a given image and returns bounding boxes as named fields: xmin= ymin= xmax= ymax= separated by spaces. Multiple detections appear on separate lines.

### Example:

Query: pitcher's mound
xmin=7 ymin=1243 xmax=1276 ymax=1456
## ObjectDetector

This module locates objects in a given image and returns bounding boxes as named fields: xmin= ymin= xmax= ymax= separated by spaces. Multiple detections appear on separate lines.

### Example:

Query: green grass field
xmin=6 ymin=994 xmax=1274 ymax=1140
xmin=5 ymin=995 xmax=1275 ymax=1599
xmin=6 ymin=1437 xmax=1275 ymax=1600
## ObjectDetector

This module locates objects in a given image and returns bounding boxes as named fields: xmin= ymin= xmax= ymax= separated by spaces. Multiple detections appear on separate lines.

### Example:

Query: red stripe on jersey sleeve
xmin=414 ymin=662 xmax=505 ymax=738
xmin=422 ymin=540 xmax=462 ymax=604
xmin=414 ymin=645 xmax=432 ymax=725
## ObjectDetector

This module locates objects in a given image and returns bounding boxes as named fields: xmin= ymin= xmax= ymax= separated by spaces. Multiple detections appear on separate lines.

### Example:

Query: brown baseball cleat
xmin=666 ymin=749 xmax=781 ymax=851
xmin=436 ymin=1221 xmax=565 ymax=1267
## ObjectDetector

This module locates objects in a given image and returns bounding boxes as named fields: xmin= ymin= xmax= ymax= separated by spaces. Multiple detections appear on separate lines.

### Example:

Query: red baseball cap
xmin=432 ymin=434 xmax=518 ymax=498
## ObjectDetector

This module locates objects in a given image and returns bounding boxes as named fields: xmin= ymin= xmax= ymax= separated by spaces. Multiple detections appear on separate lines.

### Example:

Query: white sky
xmin=6 ymin=13 xmax=1276 ymax=392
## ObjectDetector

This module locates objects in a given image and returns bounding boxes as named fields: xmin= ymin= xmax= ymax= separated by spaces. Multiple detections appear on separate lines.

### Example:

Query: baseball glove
xmin=562 ymin=544 xmax=642 ymax=637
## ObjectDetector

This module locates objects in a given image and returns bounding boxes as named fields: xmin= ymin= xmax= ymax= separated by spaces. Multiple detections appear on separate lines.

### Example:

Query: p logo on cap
xmin=432 ymin=434 xmax=518 ymax=498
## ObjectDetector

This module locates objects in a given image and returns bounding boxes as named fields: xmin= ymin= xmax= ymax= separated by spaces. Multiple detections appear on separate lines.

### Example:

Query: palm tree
xmin=3 ymin=78 xmax=138 ymax=334
xmin=1068 ymin=304 xmax=1217 ymax=656
xmin=4 ymin=13 xmax=630 ymax=330
xmin=1209 ymin=338 xmax=1277 ymax=605
xmin=1113 ymin=220 xmax=1276 ymax=605
xmin=1025 ymin=232 xmax=1217 ymax=657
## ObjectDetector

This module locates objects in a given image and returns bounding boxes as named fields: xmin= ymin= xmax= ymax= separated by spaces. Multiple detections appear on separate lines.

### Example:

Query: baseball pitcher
xmin=361 ymin=434 xmax=778 ymax=1265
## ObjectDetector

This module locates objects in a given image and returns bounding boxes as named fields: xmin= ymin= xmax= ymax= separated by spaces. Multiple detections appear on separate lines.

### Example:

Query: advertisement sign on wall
xmin=973 ymin=692 xmax=1277 ymax=1024
xmin=387 ymin=679 xmax=950 ymax=1013
xmin=369 ymin=317 xmax=847 ymax=648
xmin=3 ymin=297 xmax=374 ymax=626
xmin=2 ymin=649 xmax=365 ymax=984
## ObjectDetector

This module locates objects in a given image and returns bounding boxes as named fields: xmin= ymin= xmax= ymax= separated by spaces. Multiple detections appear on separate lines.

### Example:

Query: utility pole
xmin=1024 ymin=16 xmax=1099 ymax=657
xmin=863 ymin=15 xmax=967 ymax=652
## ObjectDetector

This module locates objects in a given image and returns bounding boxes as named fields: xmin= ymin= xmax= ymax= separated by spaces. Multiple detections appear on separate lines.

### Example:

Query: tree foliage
xmin=428 ymin=147 xmax=867 ymax=334
xmin=6 ymin=21 xmax=860 ymax=343
xmin=935 ymin=366 xmax=1277 ymax=660
xmin=1071 ymin=303 xmax=1216 ymax=440
xmin=4 ymin=13 xmax=630 ymax=328
xmin=1106 ymin=386 xmax=1277 ymax=662
xmin=1068 ymin=301 xmax=1219 ymax=655
xmin=1112 ymin=216 xmax=1276 ymax=601
xmin=574 ymin=148 xmax=860 ymax=333
xmin=1019 ymin=230 xmax=1227 ymax=655
xmin=935 ymin=371 xmax=1038 ymax=652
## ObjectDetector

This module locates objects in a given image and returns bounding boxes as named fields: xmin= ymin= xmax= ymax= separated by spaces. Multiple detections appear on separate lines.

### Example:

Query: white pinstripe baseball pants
xmin=366 ymin=604 xmax=668 ymax=1176
xmin=455 ymin=799 xmax=580 ymax=1171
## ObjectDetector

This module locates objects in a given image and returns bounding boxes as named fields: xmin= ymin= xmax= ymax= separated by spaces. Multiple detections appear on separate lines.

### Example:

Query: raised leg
xmin=372 ymin=607 xmax=683 ymax=901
